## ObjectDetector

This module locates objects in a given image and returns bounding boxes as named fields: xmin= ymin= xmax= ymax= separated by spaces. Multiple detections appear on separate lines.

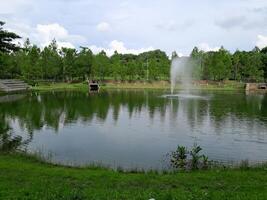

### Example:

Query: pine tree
xmin=0 ymin=21 xmax=21 ymax=53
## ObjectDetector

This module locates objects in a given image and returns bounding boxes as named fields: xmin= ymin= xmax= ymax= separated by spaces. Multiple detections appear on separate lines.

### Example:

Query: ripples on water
xmin=0 ymin=90 xmax=267 ymax=169
xmin=161 ymin=93 xmax=211 ymax=100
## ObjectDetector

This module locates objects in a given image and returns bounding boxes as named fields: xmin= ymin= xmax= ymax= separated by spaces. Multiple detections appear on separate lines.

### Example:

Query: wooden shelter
xmin=88 ymin=80 xmax=100 ymax=92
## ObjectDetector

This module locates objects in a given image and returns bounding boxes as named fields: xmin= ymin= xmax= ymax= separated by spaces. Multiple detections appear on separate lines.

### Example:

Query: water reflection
xmin=0 ymin=113 xmax=31 ymax=151
xmin=0 ymin=90 xmax=267 ymax=168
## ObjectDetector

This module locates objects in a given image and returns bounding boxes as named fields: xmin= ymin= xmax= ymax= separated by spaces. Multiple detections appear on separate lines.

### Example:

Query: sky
xmin=1 ymin=0 xmax=267 ymax=56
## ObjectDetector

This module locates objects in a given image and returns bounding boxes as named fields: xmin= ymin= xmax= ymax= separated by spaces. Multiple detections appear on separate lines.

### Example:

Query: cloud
xmin=89 ymin=40 xmax=154 ymax=56
xmin=36 ymin=24 xmax=69 ymax=43
xmin=215 ymin=16 xmax=247 ymax=30
xmin=156 ymin=20 xmax=178 ymax=31
xmin=155 ymin=19 xmax=195 ymax=31
xmin=6 ymin=22 xmax=86 ymax=49
xmin=256 ymin=35 xmax=267 ymax=49
xmin=42 ymin=41 xmax=75 ymax=49
xmin=3 ymin=0 xmax=267 ymax=55
xmin=96 ymin=22 xmax=111 ymax=32
xmin=35 ymin=23 xmax=85 ymax=48
xmin=215 ymin=15 xmax=267 ymax=30
xmin=252 ymin=7 xmax=267 ymax=14
xmin=0 ymin=0 xmax=33 ymax=14
xmin=198 ymin=43 xmax=220 ymax=52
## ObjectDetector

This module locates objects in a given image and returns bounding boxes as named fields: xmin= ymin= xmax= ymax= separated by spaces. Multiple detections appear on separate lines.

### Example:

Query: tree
xmin=261 ymin=47 xmax=267 ymax=81
xmin=39 ymin=39 xmax=62 ymax=80
xmin=60 ymin=47 xmax=77 ymax=81
xmin=202 ymin=47 xmax=231 ymax=81
xmin=138 ymin=50 xmax=170 ymax=80
xmin=0 ymin=21 xmax=21 ymax=78
xmin=1 ymin=21 xmax=267 ymax=84
xmin=0 ymin=21 xmax=21 ymax=53
xmin=110 ymin=51 xmax=122 ymax=80
xmin=15 ymin=39 xmax=41 ymax=80
xmin=92 ymin=50 xmax=109 ymax=80
xmin=232 ymin=50 xmax=242 ymax=81
xmin=75 ymin=47 xmax=93 ymax=80
xmin=190 ymin=47 xmax=205 ymax=80
xmin=244 ymin=51 xmax=263 ymax=82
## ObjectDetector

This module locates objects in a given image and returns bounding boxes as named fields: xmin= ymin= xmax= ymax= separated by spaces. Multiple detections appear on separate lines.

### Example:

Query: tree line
xmin=1 ymin=21 xmax=267 ymax=83
xmin=190 ymin=46 xmax=267 ymax=82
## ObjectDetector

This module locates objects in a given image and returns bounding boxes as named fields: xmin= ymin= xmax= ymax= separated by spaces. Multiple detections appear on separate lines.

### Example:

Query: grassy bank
xmin=31 ymin=82 xmax=88 ymax=91
xmin=31 ymin=81 xmax=245 ymax=91
xmin=0 ymin=153 xmax=266 ymax=200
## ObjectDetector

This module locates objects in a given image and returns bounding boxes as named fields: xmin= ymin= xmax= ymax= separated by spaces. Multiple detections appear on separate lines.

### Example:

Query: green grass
xmin=31 ymin=81 xmax=245 ymax=91
xmin=0 ymin=153 xmax=266 ymax=200
xmin=31 ymin=82 xmax=88 ymax=91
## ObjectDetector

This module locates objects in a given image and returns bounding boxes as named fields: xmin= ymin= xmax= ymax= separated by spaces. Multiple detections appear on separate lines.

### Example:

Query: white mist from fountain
xmin=170 ymin=55 xmax=193 ymax=94
xmin=163 ymin=53 xmax=210 ymax=100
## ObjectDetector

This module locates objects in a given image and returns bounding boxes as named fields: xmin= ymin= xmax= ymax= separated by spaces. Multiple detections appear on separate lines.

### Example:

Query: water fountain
xmin=170 ymin=54 xmax=192 ymax=94
xmin=164 ymin=52 xmax=209 ymax=100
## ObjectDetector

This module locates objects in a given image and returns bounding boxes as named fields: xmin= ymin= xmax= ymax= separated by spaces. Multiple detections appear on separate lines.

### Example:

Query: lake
xmin=1 ymin=89 xmax=267 ymax=169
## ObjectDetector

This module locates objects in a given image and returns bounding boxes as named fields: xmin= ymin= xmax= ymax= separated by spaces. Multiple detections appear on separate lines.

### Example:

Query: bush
xmin=169 ymin=143 xmax=210 ymax=171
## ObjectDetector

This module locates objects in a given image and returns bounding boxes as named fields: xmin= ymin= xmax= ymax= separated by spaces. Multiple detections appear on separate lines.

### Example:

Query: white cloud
xmin=36 ymin=24 xmax=69 ymax=43
xmin=35 ymin=23 xmax=85 ymax=48
xmin=0 ymin=0 xmax=33 ymax=14
xmin=215 ymin=16 xmax=246 ymax=30
xmin=89 ymin=40 xmax=154 ymax=56
xmin=156 ymin=19 xmax=195 ymax=32
xmin=96 ymin=22 xmax=111 ymax=32
xmin=41 ymin=41 xmax=75 ymax=49
xmin=2 ymin=0 xmax=267 ymax=55
xmin=198 ymin=43 xmax=220 ymax=52
xmin=256 ymin=35 xmax=267 ymax=49
xmin=6 ymin=22 xmax=85 ymax=49
xmin=156 ymin=20 xmax=178 ymax=31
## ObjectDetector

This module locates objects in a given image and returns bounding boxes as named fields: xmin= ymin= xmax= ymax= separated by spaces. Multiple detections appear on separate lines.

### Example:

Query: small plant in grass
xmin=202 ymin=155 xmax=209 ymax=169
xmin=240 ymin=159 xmax=249 ymax=170
xmin=190 ymin=143 xmax=203 ymax=170
xmin=169 ymin=144 xmax=210 ymax=171
xmin=170 ymin=145 xmax=188 ymax=170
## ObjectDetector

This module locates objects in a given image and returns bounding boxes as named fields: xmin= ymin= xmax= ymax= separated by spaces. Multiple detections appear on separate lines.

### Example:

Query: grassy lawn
xmin=0 ymin=153 xmax=266 ymax=200
xmin=31 ymin=81 xmax=245 ymax=91
xmin=31 ymin=82 xmax=88 ymax=91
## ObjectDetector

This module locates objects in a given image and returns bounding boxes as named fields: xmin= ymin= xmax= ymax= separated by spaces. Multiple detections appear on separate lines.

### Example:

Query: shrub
xmin=169 ymin=144 xmax=210 ymax=171
xmin=170 ymin=145 xmax=188 ymax=170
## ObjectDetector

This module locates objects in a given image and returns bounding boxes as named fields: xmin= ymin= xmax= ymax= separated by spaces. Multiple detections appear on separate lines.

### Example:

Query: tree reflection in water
xmin=0 ymin=90 xmax=267 ymax=154
xmin=0 ymin=114 xmax=31 ymax=152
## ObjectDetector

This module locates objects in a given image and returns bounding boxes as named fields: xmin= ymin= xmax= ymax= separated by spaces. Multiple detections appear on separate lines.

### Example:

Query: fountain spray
xmin=170 ymin=52 xmax=193 ymax=94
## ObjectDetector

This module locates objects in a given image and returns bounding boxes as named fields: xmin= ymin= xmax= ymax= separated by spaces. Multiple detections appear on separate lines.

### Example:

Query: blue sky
xmin=1 ymin=0 xmax=267 ymax=56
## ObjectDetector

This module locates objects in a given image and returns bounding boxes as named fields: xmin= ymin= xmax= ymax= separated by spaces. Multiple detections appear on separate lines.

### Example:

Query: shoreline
xmin=30 ymin=81 xmax=246 ymax=91
xmin=0 ymin=152 xmax=266 ymax=199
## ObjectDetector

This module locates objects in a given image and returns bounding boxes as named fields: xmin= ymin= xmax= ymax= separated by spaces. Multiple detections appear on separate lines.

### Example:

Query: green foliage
xmin=232 ymin=50 xmax=264 ymax=82
xmin=170 ymin=146 xmax=188 ymax=170
xmin=76 ymin=47 xmax=93 ymax=80
xmin=0 ymin=21 xmax=21 ymax=53
xmin=201 ymin=47 xmax=232 ymax=81
xmin=60 ymin=47 xmax=77 ymax=81
xmin=40 ymin=39 xmax=62 ymax=80
xmin=190 ymin=144 xmax=203 ymax=170
xmin=190 ymin=47 xmax=205 ymax=80
xmin=170 ymin=144 xmax=210 ymax=171
xmin=1 ymin=21 xmax=267 ymax=83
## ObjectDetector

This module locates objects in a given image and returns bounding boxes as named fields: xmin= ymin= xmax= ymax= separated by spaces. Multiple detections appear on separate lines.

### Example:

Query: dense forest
xmin=1 ymin=21 xmax=267 ymax=83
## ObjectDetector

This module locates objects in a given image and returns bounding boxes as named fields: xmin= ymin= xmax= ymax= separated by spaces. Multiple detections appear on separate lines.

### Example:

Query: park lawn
xmin=104 ymin=81 xmax=245 ymax=90
xmin=0 ymin=153 xmax=266 ymax=200
xmin=31 ymin=81 xmax=245 ymax=91
xmin=31 ymin=82 xmax=88 ymax=91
